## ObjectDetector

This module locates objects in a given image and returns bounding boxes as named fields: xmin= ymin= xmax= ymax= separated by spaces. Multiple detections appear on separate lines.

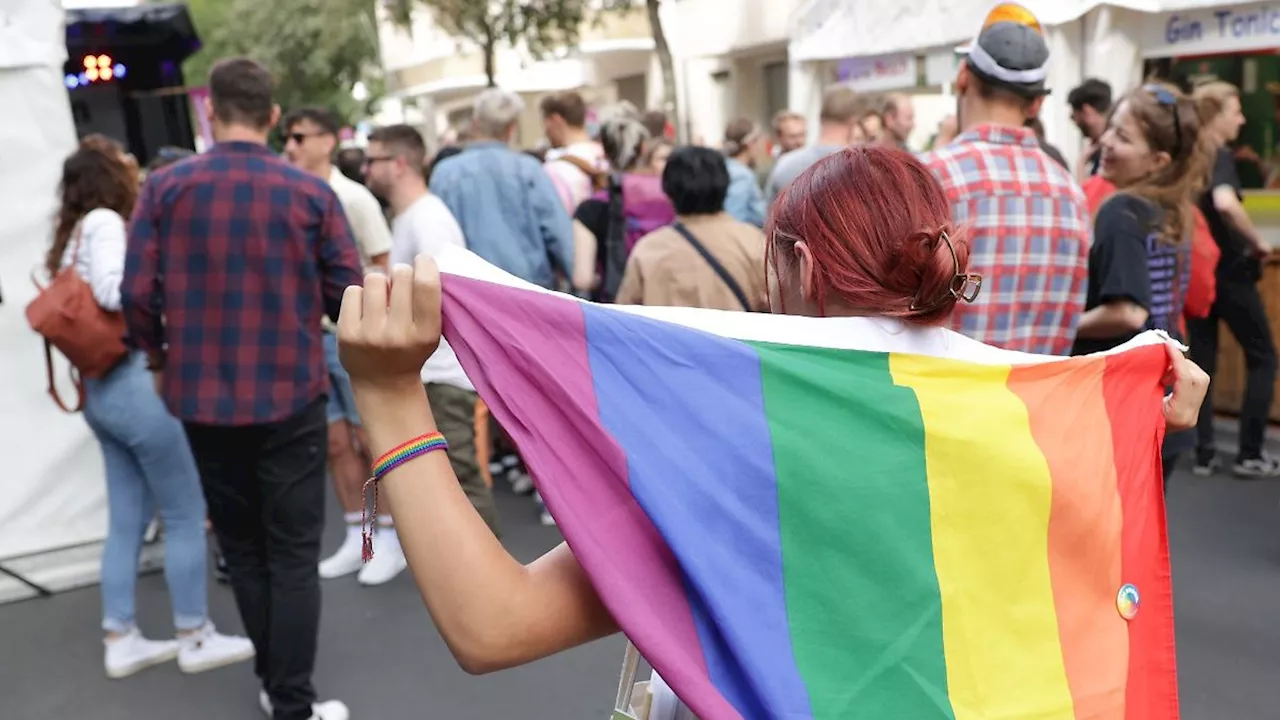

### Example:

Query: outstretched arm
xmin=340 ymin=260 xmax=619 ymax=673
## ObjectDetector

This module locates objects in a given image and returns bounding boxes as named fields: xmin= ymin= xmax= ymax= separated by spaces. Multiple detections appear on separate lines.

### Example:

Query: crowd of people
xmin=33 ymin=2 xmax=1265 ymax=717
xmin=332 ymin=9 xmax=1213 ymax=720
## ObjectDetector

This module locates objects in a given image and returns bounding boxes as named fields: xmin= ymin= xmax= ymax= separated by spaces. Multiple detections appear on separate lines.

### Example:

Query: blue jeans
xmin=84 ymin=352 xmax=209 ymax=634
xmin=323 ymin=331 xmax=360 ymax=426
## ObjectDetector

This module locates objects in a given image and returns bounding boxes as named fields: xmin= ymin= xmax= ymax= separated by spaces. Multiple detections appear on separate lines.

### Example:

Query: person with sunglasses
xmin=363 ymin=124 xmax=502 ymax=543
xmin=283 ymin=106 xmax=398 ymax=586
xmin=1071 ymin=83 xmax=1213 ymax=485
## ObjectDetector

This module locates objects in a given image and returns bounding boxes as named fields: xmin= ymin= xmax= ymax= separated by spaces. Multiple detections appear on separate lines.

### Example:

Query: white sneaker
xmin=533 ymin=492 xmax=556 ymax=527
xmin=104 ymin=628 xmax=180 ymax=679
xmin=319 ymin=532 xmax=364 ymax=580
xmin=259 ymin=690 xmax=350 ymax=720
xmin=177 ymin=622 xmax=256 ymax=674
xmin=509 ymin=472 xmax=535 ymax=495
xmin=1233 ymin=453 xmax=1280 ymax=479
xmin=357 ymin=528 xmax=407 ymax=586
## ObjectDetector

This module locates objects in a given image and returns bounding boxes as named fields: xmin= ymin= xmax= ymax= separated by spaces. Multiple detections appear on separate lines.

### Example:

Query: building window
xmin=711 ymin=70 xmax=732 ymax=133
xmin=763 ymin=61 xmax=789 ymax=118
xmin=447 ymin=107 xmax=473 ymax=132
xmin=616 ymin=73 xmax=648 ymax=111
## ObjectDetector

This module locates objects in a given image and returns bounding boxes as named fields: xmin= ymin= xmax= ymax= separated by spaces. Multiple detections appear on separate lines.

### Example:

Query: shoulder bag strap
xmin=44 ymin=339 xmax=85 ymax=413
xmin=671 ymin=222 xmax=751 ymax=312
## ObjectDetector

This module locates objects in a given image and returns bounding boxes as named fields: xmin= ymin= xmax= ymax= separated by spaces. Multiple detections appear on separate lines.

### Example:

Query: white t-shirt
xmin=329 ymin=167 xmax=392 ymax=270
xmin=390 ymin=193 xmax=474 ymax=392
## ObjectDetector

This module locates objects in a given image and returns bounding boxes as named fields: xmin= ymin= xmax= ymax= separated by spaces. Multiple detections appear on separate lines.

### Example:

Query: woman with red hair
xmin=332 ymin=146 xmax=1209 ymax=715
xmin=766 ymin=146 xmax=978 ymax=325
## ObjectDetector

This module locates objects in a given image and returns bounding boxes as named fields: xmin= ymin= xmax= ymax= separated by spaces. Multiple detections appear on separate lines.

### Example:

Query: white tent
xmin=788 ymin=0 xmax=1254 ymax=165
xmin=788 ymin=0 xmax=1098 ymax=166
xmin=0 ymin=0 xmax=110 ymax=604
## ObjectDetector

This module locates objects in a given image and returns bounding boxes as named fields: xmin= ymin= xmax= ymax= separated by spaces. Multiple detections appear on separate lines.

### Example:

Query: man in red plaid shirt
xmin=921 ymin=5 xmax=1089 ymax=356
xmin=122 ymin=58 xmax=360 ymax=720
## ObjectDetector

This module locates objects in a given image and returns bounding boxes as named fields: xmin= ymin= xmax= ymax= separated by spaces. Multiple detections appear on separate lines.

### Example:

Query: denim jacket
xmin=429 ymin=141 xmax=574 ymax=287
xmin=724 ymin=157 xmax=766 ymax=228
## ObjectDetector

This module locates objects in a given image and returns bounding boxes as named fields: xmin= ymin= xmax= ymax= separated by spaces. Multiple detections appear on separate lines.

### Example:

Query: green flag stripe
xmin=750 ymin=342 xmax=956 ymax=720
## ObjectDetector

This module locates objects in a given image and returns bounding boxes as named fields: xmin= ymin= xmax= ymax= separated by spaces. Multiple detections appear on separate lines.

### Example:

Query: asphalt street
xmin=1 ymin=465 xmax=1277 ymax=719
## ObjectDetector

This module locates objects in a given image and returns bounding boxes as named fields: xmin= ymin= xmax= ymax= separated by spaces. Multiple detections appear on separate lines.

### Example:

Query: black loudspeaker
xmin=63 ymin=4 xmax=201 ymax=166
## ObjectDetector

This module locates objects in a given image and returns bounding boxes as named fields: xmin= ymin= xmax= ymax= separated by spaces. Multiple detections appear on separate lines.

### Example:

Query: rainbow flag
xmin=436 ymin=250 xmax=1179 ymax=720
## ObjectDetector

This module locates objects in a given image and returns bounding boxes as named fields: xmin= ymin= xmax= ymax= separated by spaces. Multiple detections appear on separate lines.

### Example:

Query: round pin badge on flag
xmin=1116 ymin=583 xmax=1141 ymax=620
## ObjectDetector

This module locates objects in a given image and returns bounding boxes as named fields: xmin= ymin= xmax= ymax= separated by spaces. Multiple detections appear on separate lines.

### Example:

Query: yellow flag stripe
xmin=889 ymin=353 xmax=1075 ymax=720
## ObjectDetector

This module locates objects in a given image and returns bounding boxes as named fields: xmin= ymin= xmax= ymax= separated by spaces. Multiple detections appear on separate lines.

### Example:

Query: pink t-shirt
xmin=544 ymin=142 xmax=608 ymax=214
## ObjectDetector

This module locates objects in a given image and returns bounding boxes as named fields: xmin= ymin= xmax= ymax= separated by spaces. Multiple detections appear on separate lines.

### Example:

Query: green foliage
xmin=381 ymin=0 xmax=680 ymax=139
xmin=385 ymin=0 xmax=589 ymax=86
xmin=177 ymin=0 xmax=384 ymax=123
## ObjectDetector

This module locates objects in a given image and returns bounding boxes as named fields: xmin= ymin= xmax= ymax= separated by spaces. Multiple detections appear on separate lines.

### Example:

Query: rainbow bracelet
xmin=361 ymin=431 xmax=449 ymax=562
xmin=373 ymin=432 xmax=449 ymax=479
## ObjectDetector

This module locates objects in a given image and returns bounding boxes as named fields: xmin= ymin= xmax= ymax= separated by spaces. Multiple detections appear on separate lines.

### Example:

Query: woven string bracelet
xmin=362 ymin=431 xmax=449 ymax=562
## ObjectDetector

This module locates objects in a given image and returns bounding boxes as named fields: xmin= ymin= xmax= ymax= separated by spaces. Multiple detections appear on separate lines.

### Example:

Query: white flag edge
xmin=428 ymin=247 xmax=1178 ymax=367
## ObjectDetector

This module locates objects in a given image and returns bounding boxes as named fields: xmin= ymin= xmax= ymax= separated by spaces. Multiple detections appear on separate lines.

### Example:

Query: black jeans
xmin=184 ymin=397 xmax=328 ymax=720
xmin=1187 ymin=276 xmax=1278 ymax=462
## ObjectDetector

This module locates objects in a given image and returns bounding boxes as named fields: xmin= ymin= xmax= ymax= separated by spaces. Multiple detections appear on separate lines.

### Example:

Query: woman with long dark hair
xmin=49 ymin=139 xmax=253 ymax=679
xmin=1072 ymin=83 xmax=1213 ymax=483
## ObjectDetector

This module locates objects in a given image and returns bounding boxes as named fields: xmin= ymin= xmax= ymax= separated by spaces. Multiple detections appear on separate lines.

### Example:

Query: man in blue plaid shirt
xmin=122 ymin=57 xmax=361 ymax=720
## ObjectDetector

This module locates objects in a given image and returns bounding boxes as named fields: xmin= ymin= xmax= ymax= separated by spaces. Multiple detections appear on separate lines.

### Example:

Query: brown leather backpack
xmin=25 ymin=228 xmax=128 ymax=412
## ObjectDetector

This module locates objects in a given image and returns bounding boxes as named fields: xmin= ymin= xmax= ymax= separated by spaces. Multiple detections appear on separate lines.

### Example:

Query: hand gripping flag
xmin=436 ymin=248 xmax=1179 ymax=720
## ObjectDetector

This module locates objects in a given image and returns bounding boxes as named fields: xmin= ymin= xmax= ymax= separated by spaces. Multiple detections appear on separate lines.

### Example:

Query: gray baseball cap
xmin=956 ymin=5 xmax=1051 ymax=98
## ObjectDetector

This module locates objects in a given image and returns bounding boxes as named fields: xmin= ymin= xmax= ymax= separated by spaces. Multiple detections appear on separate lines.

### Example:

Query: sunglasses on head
xmin=1143 ymin=84 xmax=1183 ymax=159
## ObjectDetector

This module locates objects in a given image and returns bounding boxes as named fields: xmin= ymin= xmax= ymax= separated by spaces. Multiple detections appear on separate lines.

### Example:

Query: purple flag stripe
xmin=440 ymin=274 xmax=739 ymax=719
xmin=581 ymin=302 xmax=813 ymax=718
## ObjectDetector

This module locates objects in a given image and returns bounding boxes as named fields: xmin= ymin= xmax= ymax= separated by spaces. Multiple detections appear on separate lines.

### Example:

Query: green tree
xmin=387 ymin=0 xmax=679 ymax=140
xmin=177 ymin=0 xmax=384 ymax=122
xmin=385 ymin=0 xmax=588 ymax=88
xmin=605 ymin=0 xmax=678 ymax=141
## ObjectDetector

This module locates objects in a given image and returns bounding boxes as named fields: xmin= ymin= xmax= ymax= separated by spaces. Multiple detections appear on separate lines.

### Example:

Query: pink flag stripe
xmin=441 ymin=273 xmax=740 ymax=719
